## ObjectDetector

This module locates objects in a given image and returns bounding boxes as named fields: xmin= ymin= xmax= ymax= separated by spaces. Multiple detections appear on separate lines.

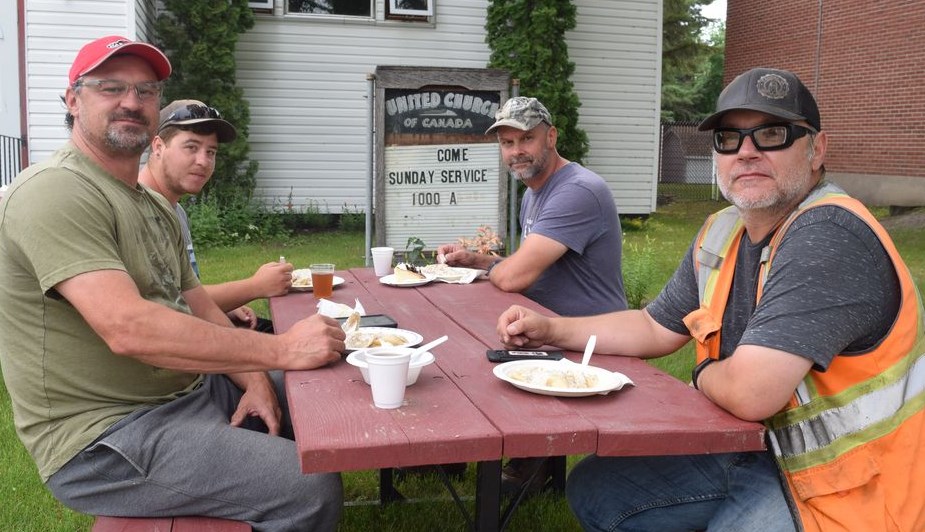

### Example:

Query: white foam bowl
xmin=346 ymin=347 xmax=436 ymax=386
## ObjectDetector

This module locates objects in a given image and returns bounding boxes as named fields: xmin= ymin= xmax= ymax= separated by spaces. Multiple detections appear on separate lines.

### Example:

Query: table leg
xmin=549 ymin=455 xmax=567 ymax=493
xmin=379 ymin=468 xmax=405 ymax=505
xmin=475 ymin=460 xmax=502 ymax=532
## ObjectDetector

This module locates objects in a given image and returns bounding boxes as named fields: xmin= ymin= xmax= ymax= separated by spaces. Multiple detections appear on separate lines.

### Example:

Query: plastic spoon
xmin=581 ymin=334 xmax=597 ymax=366
xmin=410 ymin=335 xmax=448 ymax=359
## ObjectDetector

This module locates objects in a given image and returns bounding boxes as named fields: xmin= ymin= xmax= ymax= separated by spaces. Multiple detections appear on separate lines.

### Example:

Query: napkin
xmin=316 ymin=298 xmax=365 ymax=318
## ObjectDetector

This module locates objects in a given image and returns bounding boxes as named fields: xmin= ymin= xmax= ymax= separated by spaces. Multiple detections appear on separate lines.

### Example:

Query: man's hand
xmin=251 ymin=261 xmax=294 ymax=298
xmin=497 ymin=304 xmax=550 ymax=348
xmin=229 ymin=372 xmax=282 ymax=435
xmin=436 ymin=244 xmax=495 ymax=269
xmin=279 ymin=314 xmax=345 ymax=369
xmin=227 ymin=305 xmax=258 ymax=329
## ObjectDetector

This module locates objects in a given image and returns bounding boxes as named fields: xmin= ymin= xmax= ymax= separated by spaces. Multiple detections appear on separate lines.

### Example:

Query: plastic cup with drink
xmin=310 ymin=263 xmax=335 ymax=299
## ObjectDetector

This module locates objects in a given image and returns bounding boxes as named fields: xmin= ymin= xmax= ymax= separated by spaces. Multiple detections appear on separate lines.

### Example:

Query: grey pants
xmin=47 ymin=372 xmax=342 ymax=532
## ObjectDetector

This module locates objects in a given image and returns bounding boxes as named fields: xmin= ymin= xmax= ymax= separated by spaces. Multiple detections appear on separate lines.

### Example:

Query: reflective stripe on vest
xmin=767 ymin=349 xmax=925 ymax=471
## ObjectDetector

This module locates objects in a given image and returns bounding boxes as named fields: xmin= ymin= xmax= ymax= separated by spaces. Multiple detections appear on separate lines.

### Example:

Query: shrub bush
xmin=186 ymin=196 xmax=290 ymax=249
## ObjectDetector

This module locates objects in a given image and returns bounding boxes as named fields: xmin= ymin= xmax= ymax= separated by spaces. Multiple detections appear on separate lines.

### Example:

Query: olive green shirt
xmin=0 ymin=143 xmax=201 ymax=481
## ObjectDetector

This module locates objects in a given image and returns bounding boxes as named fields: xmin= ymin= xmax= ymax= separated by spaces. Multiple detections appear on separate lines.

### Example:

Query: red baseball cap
xmin=69 ymin=35 xmax=171 ymax=85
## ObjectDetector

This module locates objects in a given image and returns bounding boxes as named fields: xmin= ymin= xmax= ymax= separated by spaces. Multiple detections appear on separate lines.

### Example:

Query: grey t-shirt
xmin=647 ymin=205 xmax=900 ymax=369
xmin=174 ymin=203 xmax=200 ymax=278
xmin=520 ymin=162 xmax=627 ymax=316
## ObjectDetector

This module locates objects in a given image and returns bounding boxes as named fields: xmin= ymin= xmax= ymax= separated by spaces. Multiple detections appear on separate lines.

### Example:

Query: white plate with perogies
xmin=493 ymin=359 xmax=634 ymax=397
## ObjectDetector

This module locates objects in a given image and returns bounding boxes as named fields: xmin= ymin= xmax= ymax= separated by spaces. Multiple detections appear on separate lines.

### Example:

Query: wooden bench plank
xmin=92 ymin=516 xmax=251 ymax=531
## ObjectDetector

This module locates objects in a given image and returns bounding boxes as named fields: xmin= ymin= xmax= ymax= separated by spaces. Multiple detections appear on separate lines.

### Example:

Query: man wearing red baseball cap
xmin=0 ymin=36 xmax=344 ymax=530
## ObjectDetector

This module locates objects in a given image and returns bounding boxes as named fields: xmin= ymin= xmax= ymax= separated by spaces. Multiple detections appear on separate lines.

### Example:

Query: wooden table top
xmin=271 ymin=267 xmax=765 ymax=474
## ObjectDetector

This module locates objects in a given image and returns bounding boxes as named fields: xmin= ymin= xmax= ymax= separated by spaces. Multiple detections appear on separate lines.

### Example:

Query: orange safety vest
xmin=683 ymin=183 xmax=925 ymax=531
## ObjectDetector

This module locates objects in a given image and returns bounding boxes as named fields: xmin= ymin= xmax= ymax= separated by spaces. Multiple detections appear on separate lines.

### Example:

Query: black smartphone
xmin=486 ymin=349 xmax=565 ymax=363
xmin=336 ymin=314 xmax=398 ymax=329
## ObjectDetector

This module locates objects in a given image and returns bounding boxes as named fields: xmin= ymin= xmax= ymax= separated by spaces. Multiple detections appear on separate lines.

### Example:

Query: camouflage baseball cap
xmin=485 ymin=97 xmax=552 ymax=134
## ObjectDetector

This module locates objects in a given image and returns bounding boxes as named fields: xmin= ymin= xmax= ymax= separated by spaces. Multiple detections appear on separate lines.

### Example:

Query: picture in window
xmin=288 ymin=0 xmax=371 ymax=16
xmin=388 ymin=0 xmax=433 ymax=16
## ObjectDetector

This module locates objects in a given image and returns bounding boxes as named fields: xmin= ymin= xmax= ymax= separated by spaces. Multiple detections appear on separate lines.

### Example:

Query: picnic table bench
xmin=92 ymin=515 xmax=251 ymax=531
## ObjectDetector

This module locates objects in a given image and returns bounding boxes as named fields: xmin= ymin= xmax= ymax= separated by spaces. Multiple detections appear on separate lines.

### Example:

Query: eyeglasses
xmin=75 ymin=79 xmax=163 ymax=102
xmin=712 ymin=123 xmax=814 ymax=154
xmin=159 ymin=104 xmax=223 ymax=131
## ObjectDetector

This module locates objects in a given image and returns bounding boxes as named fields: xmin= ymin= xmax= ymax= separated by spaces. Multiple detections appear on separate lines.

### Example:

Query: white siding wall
xmin=20 ymin=0 xmax=661 ymax=215
xmin=569 ymin=0 xmax=661 ymax=214
xmin=238 ymin=0 xmax=661 ymax=215
xmin=23 ymin=0 xmax=155 ymax=164
xmin=237 ymin=0 xmax=495 ymax=214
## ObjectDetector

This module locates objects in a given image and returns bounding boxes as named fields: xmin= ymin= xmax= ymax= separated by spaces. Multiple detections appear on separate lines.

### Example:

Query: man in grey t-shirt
xmin=437 ymin=96 xmax=626 ymax=317
xmin=139 ymin=99 xmax=292 ymax=332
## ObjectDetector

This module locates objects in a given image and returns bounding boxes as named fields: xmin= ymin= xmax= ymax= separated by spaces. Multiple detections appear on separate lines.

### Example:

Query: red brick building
xmin=724 ymin=0 xmax=925 ymax=206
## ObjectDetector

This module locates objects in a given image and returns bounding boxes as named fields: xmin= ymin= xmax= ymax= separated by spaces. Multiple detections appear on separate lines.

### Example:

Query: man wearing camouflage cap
xmin=496 ymin=68 xmax=925 ymax=530
xmin=438 ymin=96 xmax=627 ymax=317
xmin=437 ymin=96 xmax=628 ymax=495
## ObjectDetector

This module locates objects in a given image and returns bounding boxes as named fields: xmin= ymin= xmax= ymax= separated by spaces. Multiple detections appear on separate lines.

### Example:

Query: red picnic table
xmin=270 ymin=267 xmax=765 ymax=531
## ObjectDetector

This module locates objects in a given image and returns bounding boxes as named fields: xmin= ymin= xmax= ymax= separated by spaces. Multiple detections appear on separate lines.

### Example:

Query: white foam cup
xmin=371 ymin=247 xmax=395 ymax=277
xmin=365 ymin=349 xmax=411 ymax=409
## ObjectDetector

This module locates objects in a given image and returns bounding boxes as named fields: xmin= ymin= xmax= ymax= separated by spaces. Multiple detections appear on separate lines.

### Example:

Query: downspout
xmin=507 ymin=80 xmax=520 ymax=254
xmin=365 ymin=73 xmax=375 ymax=267
xmin=17 ymin=0 xmax=28 ymax=166
xmin=814 ymin=0 xmax=824 ymax=90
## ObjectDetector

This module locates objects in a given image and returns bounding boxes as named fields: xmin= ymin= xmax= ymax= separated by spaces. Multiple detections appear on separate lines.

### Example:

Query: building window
xmin=387 ymin=0 xmax=433 ymax=16
xmin=287 ymin=0 xmax=372 ymax=16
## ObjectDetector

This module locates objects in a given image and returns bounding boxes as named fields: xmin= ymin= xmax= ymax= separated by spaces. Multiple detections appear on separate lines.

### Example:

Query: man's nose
xmin=737 ymin=134 xmax=761 ymax=158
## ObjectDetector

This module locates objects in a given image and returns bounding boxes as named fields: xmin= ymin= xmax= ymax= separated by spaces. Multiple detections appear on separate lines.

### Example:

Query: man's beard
xmin=80 ymin=110 xmax=152 ymax=156
xmin=718 ymin=163 xmax=809 ymax=212
xmin=508 ymin=148 xmax=549 ymax=181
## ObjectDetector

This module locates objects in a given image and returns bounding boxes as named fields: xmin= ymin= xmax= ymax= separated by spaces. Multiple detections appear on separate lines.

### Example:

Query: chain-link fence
xmin=658 ymin=121 xmax=718 ymax=202
xmin=1 ymin=135 xmax=24 ymax=187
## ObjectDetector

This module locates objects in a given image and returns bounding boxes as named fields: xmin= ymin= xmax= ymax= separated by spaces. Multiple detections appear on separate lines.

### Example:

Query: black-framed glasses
xmin=160 ymin=104 xmax=222 ymax=129
xmin=712 ymin=123 xmax=814 ymax=154
xmin=75 ymin=79 xmax=163 ymax=102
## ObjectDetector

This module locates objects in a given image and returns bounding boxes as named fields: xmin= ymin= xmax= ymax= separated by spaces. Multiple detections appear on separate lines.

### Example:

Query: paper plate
xmin=379 ymin=274 xmax=432 ymax=287
xmin=493 ymin=359 xmax=634 ymax=397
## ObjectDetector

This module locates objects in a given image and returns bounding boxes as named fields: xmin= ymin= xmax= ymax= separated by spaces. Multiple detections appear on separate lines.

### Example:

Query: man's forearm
xmin=204 ymin=280 xmax=261 ymax=313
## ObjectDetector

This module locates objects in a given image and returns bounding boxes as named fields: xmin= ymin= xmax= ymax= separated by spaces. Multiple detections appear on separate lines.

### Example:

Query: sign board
xmin=374 ymin=67 xmax=510 ymax=253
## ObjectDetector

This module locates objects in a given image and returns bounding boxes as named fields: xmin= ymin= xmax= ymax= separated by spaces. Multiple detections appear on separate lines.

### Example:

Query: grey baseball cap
xmin=158 ymin=99 xmax=237 ymax=143
xmin=485 ymin=97 xmax=552 ymax=134
xmin=698 ymin=68 xmax=821 ymax=132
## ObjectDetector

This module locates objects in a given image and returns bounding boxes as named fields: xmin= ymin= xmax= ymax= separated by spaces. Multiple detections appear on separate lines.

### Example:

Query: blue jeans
xmin=566 ymin=451 xmax=797 ymax=532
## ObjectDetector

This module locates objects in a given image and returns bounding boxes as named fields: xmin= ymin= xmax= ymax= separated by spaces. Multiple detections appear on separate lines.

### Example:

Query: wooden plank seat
xmin=92 ymin=515 xmax=251 ymax=531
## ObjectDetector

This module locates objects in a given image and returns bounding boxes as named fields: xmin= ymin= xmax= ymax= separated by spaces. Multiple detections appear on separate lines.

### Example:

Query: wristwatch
xmin=691 ymin=357 xmax=716 ymax=390
xmin=486 ymin=259 xmax=501 ymax=276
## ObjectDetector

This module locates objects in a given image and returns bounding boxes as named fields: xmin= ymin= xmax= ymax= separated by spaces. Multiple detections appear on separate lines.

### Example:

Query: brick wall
xmin=724 ymin=0 xmax=925 ymax=179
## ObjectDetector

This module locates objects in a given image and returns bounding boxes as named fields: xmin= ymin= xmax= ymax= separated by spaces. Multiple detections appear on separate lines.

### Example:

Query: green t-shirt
xmin=0 ymin=143 xmax=202 ymax=481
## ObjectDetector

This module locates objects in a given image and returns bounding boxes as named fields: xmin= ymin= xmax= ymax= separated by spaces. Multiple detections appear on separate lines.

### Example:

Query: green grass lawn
xmin=2 ymin=200 xmax=922 ymax=530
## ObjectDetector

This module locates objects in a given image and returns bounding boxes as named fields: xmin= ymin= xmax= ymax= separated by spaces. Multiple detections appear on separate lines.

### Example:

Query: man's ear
xmin=547 ymin=125 xmax=558 ymax=148
xmin=810 ymin=131 xmax=827 ymax=171
xmin=151 ymin=135 xmax=166 ymax=158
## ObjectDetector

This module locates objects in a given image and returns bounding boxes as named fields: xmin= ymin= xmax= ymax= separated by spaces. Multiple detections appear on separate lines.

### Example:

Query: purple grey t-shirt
xmin=520 ymin=162 xmax=627 ymax=316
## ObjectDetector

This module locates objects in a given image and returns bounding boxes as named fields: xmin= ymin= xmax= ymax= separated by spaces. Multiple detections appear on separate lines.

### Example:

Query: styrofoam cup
xmin=365 ymin=349 xmax=411 ymax=409
xmin=371 ymin=247 xmax=395 ymax=277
